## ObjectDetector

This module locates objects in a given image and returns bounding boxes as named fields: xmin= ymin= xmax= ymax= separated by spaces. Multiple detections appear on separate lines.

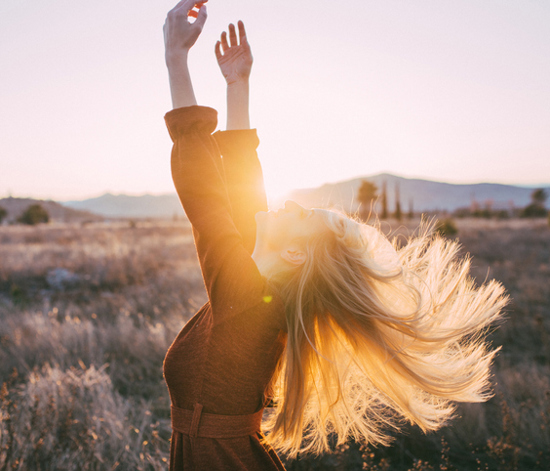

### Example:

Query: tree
xmin=532 ymin=188 xmax=548 ymax=205
xmin=18 ymin=204 xmax=49 ymax=225
xmin=0 ymin=206 xmax=6 ymax=224
xmin=522 ymin=188 xmax=548 ymax=218
xmin=408 ymin=198 xmax=414 ymax=220
xmin=356 ymin=180 xmax=378 ymax=221
xmin=394 ymin=183 xmax=402 ymax=221
xmin=380 ymin=181 xmax=388 ymax=220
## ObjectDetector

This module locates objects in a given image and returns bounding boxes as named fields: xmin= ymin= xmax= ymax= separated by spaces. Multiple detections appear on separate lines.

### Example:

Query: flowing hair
xmin=263 ymin=211 xmax=507 ymax=457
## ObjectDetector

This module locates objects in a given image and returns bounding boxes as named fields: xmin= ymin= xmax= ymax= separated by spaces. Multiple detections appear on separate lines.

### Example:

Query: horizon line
xmin=2 ymin=172 xmax=550 ymax=203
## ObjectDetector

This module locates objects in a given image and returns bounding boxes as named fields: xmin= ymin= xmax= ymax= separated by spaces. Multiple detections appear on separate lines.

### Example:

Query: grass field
xmin=1 ymin=218 xmax=549 ymax=470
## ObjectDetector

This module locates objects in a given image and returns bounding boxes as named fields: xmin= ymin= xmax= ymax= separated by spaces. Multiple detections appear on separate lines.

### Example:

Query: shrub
xmin=435 ymin=218 xmax=458 ymax=237
xmin=495 ymin=210 xmax=510 ymax=220
xmin=18 ymin=204 xmax=49 ymax=225
xmin=522 ymin=204 xmax=547 ymax=218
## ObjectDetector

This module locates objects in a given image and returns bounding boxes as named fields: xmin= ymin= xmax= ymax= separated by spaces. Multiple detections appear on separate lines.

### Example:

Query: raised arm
xmin=163 ymin=2 xmax=267 ymax=318
xmin=215 ymin=21 xmax=253 ymax=130
xmin=163 ymin=0 xmax=207 ymax=109
xmin=214 ymin=22 xmax=267 ymax=252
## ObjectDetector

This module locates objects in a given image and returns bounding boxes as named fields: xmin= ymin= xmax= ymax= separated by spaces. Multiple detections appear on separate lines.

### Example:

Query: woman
xmin=162 ymin=2 xmax=507 ymax=470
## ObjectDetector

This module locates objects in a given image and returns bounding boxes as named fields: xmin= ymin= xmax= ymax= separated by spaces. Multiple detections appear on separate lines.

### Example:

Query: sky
xmin=1 ymin=0 xmax=549 ymax=202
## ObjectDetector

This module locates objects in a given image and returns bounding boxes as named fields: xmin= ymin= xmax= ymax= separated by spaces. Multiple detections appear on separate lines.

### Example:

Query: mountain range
xmin=63 ymin=193 xmax=186 ymax=219
xmin=63 ymin=174 xmax=549 ymax=218
xmin=3 ymin=174 xmax=547 ymax=221
xmin=285 ymin=173 xmax=550 ymax=214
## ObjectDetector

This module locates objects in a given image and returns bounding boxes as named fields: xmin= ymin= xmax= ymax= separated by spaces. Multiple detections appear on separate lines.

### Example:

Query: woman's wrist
xmin=166 ymin=50 xmax=190 ymax=71
xmin=226 ymin=80 xmax=250 ymax=130
xmin=167 ymin=57 xmax=198 ymax=109
xmin=227 ymin=77 xmax=250 ymax=88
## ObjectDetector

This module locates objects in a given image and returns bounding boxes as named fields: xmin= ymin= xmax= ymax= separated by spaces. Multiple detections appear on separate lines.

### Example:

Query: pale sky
xmin=1 ymin=0 xmax=549 ymax=202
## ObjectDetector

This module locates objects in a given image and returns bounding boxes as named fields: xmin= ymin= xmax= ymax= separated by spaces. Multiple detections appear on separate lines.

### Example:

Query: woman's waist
xmin=170 ymin=403 xmax=264 ymax=439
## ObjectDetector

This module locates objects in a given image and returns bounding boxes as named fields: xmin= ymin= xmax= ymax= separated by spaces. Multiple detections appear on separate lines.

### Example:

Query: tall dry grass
xmin=1 ymin=218 xmax=549 ymax=470
xmin=0 ymin=221 xmax=205 ymax=470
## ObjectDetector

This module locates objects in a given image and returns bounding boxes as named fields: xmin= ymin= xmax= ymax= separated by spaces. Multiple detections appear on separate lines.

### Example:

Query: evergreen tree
xmin=356 ymin=180 xmax=378 ymax=221
xmin=380 ymin=181 xmax=388 ymax=220
xmin=394 ymin=183 xmax=402 ymax=221
xmin=532 ymin=188 xmax=547 ymax=205
xmin=408 ymin=197 xmax=414 ymax=220
xmin=0 ymin=206 xmax=7 ymax=224
xmin=522 ymin=188 xmax=548 ymax=218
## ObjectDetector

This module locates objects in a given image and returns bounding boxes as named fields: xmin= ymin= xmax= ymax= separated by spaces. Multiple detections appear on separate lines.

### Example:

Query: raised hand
xmin=164 ymin=0 xmax=208 ymax=65
xmin=164 ymin=0 xmax=208 ymax=109
xmin=215 ymin=21 xmax=253 ymax=85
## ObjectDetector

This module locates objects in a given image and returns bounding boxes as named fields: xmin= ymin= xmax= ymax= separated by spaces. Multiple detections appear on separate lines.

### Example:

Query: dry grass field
xmin=1 ymin=217 xmax=549 ymax=470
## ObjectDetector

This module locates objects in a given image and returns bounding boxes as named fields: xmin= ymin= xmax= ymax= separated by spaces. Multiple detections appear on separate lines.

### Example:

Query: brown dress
xmin=163 ymin=106 xmax=287 ymax=470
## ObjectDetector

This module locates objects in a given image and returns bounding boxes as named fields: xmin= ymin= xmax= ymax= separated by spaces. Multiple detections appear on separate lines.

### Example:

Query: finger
xmin=172 ymin=0 xmax=204 ymax=19
xmin=170 ymin=0 xmax=190 ymax=12
xmin=167 ymin=0 xmax=188 ymax=18
xmin=215 ymin=41 xmax=223 ymax=60
xmin=187 ymin=0 xmax=207 ymax=18
xmin=190 ymin=0 xmax=207 ymax=13
xmin=221 ymin=31 xmax=230 ymax=53
xmin=237 ymin=20 xmax=248 ymax=45
xmin=194 ymin=3 xmax=207 ymax=28
xmin=229 ymin=23 xmax=238 ymax=47
xmin=174 ymin=0 xmax=197 ymax=13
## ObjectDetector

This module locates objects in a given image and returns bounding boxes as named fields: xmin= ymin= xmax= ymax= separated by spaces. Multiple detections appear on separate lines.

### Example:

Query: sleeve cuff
xmin=213 ymin=129 xmax=260 ymax=156
xmin=164 ymin=106 xmax=218 ymax=142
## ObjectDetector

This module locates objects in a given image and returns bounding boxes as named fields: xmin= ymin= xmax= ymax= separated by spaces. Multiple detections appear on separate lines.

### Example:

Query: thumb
xmin=194 ymin=4 xmax=207 ymax=29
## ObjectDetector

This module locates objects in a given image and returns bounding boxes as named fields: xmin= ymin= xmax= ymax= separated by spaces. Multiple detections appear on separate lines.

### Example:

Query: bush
xmin=495 ymin=210 xmax=510 ymax=220
xmin=18 ymin=204 xmax=49 ymax=225
xmin=435 ymin=218 xmax=458 ymax=237
xmin=522 ymin=203 xmax=547 ymax=218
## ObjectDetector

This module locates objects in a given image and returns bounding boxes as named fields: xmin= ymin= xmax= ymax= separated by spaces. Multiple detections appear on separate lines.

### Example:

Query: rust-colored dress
xmin=163 ymin=106 xmax=287 ymax=470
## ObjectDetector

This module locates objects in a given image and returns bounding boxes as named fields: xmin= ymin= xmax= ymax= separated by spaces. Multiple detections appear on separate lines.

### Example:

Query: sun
xmin=264 ymin=178 xmax=295 ymax=209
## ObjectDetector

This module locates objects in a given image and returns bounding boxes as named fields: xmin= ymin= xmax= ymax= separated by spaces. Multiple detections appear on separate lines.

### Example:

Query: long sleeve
xmin=214 ymin=130 xmax=268 ymax=254
xmin=165 ymin=106 xmax=267 ymax=320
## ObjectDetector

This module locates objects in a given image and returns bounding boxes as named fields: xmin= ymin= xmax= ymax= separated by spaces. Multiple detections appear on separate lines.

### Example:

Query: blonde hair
xmin=263 ymin=211 xmax=507 ymax=457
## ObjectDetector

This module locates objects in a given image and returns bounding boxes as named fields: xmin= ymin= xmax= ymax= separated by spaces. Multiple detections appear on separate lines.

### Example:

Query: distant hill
xmin=57 ymin=176 xmax=549 ymax=220
xmin=63 ymin=193 xmax=185 ymax=219
xmin=286 ymin=173 xmax=550 ymax=213
xmin=0 ymin=197 xmax=102 ymax=223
